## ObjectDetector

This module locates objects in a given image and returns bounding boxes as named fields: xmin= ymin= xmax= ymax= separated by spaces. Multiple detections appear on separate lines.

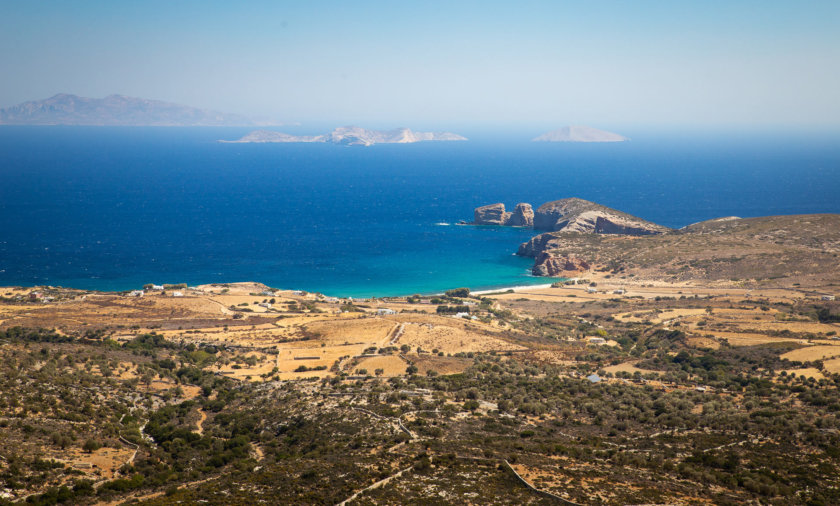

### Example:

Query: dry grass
xmin=395 ymin=318 xmax=523 ymax=354
xmin=784 ymin=368 xmax=825 ymax=380
xmin=781 ymin=345 xmax=840 ymax=362
xmin=602 ymin=361 xmax=655 ymax=375
xmin=353 ymin=355 xmax=408 ymax=377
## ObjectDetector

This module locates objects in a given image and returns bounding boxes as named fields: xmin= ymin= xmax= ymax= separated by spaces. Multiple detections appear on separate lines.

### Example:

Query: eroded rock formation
xmin=473 ymin=203 xmax=534 ymax=226
xmin=508 ymin=203 xmax=534 ymax=227
xmin=473 ymin=203 xmax=511 ymax=225
xmin=471 ymin=197 xmax=673 ymax=277
xmin=532 ymin=252 xmax=591 ymax=277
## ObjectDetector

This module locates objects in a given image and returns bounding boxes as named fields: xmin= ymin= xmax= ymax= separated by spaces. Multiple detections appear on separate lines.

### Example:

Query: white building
xmin=171 ymin=291 xmax=184 ymax=297
xmin=128 ymin=290 xmax=144 ymax=297
xmin=588 ymin=337 xmax=607 ymax=345
xmin=376 ymin=308 xmax=396 ymax=315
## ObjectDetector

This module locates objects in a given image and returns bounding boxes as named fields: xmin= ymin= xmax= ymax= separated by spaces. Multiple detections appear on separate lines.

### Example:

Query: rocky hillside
xmin=533 ymin=198 xmax=671 ymax=234
xmin=520 ymin=214 xmax=840 ymax=282
xmin=0 ymin=93 xmax=255 ymax=126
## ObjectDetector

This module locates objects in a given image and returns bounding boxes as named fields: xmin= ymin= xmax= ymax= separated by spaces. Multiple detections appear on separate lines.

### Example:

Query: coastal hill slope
xmin=533 ymin=125 xmax=627 ymax=142
xmin=224 ymin=126 xmax=468 ymax=146
xmin=519 ymin=211 xmax=840 ymax=280
xmin=472 ymin=198 xmax=840 ymax=280
xmin=0 ymin=93 xmax=256 ymax=126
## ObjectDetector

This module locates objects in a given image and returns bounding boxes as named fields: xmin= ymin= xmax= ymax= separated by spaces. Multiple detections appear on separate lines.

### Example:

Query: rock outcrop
xmin=473 ymin=203 xmax=511 ymax=225
xmin=471 ymin=197 xmax=672 ymax=277
xmin=532 ymin=252 xmax=590 ymax=277
xmin=508 ymin=203 xmax=534 ymax=227
xmin=533 ymin=198 xmax=670 ymax=235
xmin=472 ymin=203 xmax=535 ymax=226
xmin=474 ymin=198 xmax=669 ymax=235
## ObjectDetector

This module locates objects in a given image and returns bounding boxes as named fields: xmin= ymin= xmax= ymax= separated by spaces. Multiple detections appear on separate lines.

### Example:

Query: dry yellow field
xmin=396 ymin=321 xmax=521 ymax=353
xmin=784 ymin=368 xmax=825 ymax=380
xmin=822 ymin=357 xmax=840 ymax=374
xmin=781 ymin=345 xmax=840 ymax=362
xmin=603 ymin=361 xmax=655 ymax=376
xmin=353 ymin=355 xmax=408 ymax=377
xmin=303 ymin=316 xmax=397 ymax=345
xmin=696 ymin=330 xmax=808 ymax=347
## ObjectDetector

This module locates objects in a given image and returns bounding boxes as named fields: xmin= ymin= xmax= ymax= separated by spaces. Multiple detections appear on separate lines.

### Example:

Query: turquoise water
xmin=1 ymin=126 xmax=838 ymax=296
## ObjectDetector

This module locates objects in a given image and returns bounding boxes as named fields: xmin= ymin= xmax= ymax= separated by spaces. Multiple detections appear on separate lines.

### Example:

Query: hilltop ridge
xmin=0 ymin=93 xmax=257 ymax=126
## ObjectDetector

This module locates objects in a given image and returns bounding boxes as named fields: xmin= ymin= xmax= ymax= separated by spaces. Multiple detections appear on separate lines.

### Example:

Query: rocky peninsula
xmin=473 ymin=198 xmax=669 ymax=276
xmin=473 ymin=198 xmax=840 ymax=283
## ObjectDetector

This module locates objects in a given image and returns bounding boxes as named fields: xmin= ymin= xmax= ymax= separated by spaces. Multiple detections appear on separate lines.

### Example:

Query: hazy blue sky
xmin=1 ymin=0 xmax=838 ymax=127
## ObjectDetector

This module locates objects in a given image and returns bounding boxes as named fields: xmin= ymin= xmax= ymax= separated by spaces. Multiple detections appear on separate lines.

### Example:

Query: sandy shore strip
xmin=471 ymin=283 xmax=556 ymax=296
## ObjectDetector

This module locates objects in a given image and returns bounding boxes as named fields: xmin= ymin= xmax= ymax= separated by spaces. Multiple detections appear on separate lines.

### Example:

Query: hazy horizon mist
xmin=1 ymin=1 xmax=838 ymax=128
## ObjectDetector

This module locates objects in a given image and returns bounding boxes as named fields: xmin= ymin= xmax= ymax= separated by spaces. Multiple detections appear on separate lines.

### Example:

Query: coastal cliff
xmin=472 ymin=197 xmax=671 ymax=276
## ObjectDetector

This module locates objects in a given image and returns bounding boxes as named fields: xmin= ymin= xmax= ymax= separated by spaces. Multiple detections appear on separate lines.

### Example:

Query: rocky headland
xmin=473 ymin=198 xmax=670 ymax=276
xmin=473 ymin=198 xmax=840 ymax=283
xmin=223 ymin=126 xmax=467 ymax=146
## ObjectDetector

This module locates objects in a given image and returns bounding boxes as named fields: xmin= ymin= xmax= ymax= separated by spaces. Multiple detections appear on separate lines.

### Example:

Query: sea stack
xmin=507 ymin=203 xmax=534 ymax=227
xmin=473 ymin=203 xmax=511 ymax=225
xmin=472 ymin=203 xmax=533 ymax=226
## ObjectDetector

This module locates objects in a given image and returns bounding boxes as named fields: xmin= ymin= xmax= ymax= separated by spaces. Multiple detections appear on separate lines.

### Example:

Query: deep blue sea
xmin=1 ymin=126 xmax=839 ymax=297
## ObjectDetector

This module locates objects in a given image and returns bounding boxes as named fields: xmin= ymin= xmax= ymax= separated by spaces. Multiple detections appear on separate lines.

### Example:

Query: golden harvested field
xmin=396 ymin=321 xmax=521 ymax=353
xmin=304 ymin=317 xmax=396 ymax=346
xmin=353 ymin=355 xmax=408 ymax=377
xmin=781 ymin=345 xmax=840 ymax=362
xmin=694 ymin=330 xmax=808 ymax=347
xmin=603 ymin=361 xmax=656 ymax=376
xmin=822 ymin=357 xmax=840 ymax=374
xmin=784 ymin=368 xmax=825 ymax=380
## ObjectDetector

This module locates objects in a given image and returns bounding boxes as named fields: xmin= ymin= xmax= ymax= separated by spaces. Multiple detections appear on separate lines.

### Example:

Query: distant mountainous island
xmin=0 ymin=93 xmax=258 ymax=126
xmin=533 ymin=125 xmax=628 ymax=142
xmin=223 ymin=126 xmax=468 ymax=146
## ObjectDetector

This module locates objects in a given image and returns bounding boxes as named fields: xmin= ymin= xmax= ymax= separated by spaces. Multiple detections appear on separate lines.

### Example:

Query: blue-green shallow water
xmin=1 ymin=126 xmax=838 ymax=296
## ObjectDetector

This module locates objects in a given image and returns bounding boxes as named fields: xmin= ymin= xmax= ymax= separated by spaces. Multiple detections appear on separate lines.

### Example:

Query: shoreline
xmin=469 ymin=283 xmax=556 ymax=296
xmin=1 ymin=279 xmax=562 ymax=299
